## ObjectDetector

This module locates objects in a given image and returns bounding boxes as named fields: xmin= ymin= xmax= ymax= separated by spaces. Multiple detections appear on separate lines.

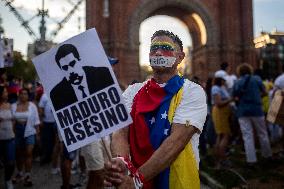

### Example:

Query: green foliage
xmin=6 ymin=51 xmax=37 ymax=82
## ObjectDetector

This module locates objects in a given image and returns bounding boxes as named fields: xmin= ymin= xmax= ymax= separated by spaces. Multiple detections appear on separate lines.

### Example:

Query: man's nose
xmin=67 ymin=66 xmax=76 ymax=73
xmin=154 ymin=48 xmax=163 ymax=56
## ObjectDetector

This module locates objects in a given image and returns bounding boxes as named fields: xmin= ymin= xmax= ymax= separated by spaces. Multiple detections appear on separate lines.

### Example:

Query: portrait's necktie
xmin=78 ymin=85 xmax=87 ymax=98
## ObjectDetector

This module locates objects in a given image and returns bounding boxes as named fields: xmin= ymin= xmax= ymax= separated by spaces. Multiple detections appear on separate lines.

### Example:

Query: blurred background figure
xmin=38 ymin=92 xmax=60 ymax=174
xmin=211 ymin=71 xmax=233 ymax=168
xmin=272 ymin=64 xmax=284 ymax=156
xmin=233 ymin=63 xmax=272 ymax=167
xmin=12 ymin=88 xmax=40 ymax=187
xmin=0 ymin=86 xmax=15 ymax=189
xmin=7 ymin=75 xmax=21 ymax=104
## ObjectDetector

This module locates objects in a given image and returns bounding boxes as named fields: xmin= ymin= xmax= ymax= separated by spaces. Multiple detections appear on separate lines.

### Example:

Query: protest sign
xmin=267 ymin=90 xmax=284 ymax=125
xmin=32 ymin=28 xmax=132 ymax=152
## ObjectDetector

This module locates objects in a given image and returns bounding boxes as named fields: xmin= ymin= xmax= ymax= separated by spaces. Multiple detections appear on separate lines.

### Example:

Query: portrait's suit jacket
xmin=50 ymin=66 xmax=114 ymax=111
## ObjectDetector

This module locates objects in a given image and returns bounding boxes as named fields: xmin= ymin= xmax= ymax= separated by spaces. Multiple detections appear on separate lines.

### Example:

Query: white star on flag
xmin=161 ymin=111 xmax=167 ymax=119
xmin=164 ymin=129 xmax=169 ymax=135
xmin=150 ymin=117 xmax=155 ymax=124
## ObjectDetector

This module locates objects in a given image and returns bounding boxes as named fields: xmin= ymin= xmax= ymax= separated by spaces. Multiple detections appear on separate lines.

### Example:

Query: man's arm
xmin=138 ymin=123 xmax=198 ymax=181
xmin=104 ymin=127 xmax=130 ymax=187
xmin=111 ymin=126 xmax=130 ymax=157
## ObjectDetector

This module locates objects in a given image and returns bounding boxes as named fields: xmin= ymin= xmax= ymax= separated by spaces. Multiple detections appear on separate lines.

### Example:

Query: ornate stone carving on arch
xmin=128 ymin=0 xmax=219 ymax=50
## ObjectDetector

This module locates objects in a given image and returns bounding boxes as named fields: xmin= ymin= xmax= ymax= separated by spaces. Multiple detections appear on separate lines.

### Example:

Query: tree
xmin=6 ymin=51 xmax=37 ymax=82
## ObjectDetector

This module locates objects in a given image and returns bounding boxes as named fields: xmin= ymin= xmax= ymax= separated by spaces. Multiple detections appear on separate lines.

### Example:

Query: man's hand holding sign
xmin=32 ymin=28 xmax=132 ymax=152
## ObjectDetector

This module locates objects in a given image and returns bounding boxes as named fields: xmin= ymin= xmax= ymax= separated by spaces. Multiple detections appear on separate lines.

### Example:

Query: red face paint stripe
xmin=149 ymin=50 xmax=175 ymax=57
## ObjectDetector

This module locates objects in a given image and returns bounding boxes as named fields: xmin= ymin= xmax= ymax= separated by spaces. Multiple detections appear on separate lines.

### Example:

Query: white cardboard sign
xmin=32 ymin=28 xmax=132 ymax=152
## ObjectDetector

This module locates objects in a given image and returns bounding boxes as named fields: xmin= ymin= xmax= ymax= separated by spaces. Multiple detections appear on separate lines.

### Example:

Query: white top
xmin=0 ymin=109 xmax=14 ymax=140
xmin=12 ymin=102 xmax=40 ymax=137
xmin=274 ymin=73 xmax=284 ymax=90
xmin=123 ymin=79 xmax=207 ymax=168
xmin=38 ymin=94 xmax=55 ymax=123
xmin=226 ymin=74 xmax=237 ymax=89
xmin=14 ymin=111 xmax=29 ymax=122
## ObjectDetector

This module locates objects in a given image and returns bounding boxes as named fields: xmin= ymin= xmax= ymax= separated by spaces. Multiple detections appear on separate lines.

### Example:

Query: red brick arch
xmin=128 ymin=0 xmax=218 ymax=48
xmin=86 ymin=0 xmax=255 ymax=84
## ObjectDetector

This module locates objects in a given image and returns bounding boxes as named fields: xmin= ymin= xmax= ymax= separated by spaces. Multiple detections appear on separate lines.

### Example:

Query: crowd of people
xmin=199 ymin=61 xmax=284 ymax=170
xmin=0 ymin=30 xmax=283 ymax=189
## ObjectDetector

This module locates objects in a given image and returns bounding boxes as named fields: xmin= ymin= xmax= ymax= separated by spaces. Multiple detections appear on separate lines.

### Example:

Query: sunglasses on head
xmin=61 ymin=60 xmax=76 ymax=71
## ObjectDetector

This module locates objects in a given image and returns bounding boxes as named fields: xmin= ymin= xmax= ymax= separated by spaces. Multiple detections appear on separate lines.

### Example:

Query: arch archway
xmin=87 ymin=0 xmax=255 ymax=84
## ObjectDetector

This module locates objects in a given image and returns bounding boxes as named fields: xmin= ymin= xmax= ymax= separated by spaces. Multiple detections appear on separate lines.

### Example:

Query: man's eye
xmin=150 ymin=45 xmax=174 ymax=52
xmin=62 ymin=65 xmax=68 ymax=71
xmin=150 ymin=45 xmax=159 ymax=52
xmin=69 ymin=60 xmax=76 ymax=67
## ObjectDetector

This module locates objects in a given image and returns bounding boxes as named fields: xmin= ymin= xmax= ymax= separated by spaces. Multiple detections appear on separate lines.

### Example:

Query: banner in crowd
xmin=32 ymin=28 xmax=132 ymax=152
xmin=0 ymin=38 xmax=14 ymax=68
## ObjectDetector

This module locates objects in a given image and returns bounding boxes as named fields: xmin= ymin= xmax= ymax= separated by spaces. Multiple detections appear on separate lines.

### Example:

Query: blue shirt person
xmin=233 ymin=74 xmax=265 ymax=118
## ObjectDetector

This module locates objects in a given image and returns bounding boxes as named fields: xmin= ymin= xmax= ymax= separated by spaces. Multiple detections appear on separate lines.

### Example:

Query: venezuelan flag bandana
xmin=129 ymin=75 xmax=200 ymax=189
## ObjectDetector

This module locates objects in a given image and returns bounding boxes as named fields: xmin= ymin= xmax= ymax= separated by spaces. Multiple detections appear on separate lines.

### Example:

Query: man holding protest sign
xmin=105 ymin=30 xmax=207 ymax=189
xmin=32 ymin=28 xmax=132 ymax=189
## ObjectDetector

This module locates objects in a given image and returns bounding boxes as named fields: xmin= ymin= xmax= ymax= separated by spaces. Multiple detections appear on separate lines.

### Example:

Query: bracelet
xmin=115 ymin=156 xmax=145 ymax=189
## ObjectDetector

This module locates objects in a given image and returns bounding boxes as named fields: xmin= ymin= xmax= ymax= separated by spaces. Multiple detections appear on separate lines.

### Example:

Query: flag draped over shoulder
xmin=129 ymin=75 xmax=200 ymax=189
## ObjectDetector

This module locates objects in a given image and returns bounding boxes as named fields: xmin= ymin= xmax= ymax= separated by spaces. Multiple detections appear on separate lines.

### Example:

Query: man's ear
xmin=176 ymin=51 xmax=185 ymax=63
xmin=179 ymin=52 xmax=185 ymax=61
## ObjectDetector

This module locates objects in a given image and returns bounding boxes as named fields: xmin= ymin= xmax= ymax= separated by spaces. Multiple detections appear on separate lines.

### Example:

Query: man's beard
xmin=68 ymin=72 xmax=83 ymax=85
xmin=152 ymin=66 xmax=176 ymax=75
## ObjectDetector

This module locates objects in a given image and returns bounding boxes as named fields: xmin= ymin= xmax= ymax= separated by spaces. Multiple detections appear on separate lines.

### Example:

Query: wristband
xmin=115 ymin=156 xmax=145 ymax=189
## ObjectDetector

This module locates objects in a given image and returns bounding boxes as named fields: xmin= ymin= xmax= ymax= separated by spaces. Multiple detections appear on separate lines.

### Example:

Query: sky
xmin=0 ymin=0 xmax=284 ymax=65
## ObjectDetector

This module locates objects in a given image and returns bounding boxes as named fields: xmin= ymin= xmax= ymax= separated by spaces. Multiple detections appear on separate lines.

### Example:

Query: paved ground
xmin=0 ymin=162 xmax=212 ymax=189
xmin=0 ymin=162 xmax=85 ymax=189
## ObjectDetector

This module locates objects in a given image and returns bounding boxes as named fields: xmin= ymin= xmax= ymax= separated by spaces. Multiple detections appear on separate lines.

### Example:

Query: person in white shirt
xmin=273 ymin=64 xmax=284 ymax=156
xmin=0 ymin=86 xmax=15 ymax=189
xmin=38 ymin=93 xmax=60 ymax=174
xmin=104 ymin=30 xmax=207 ymax=188
xmin=274 ymin=64 xmax=284 ymax=91
xmin=12 ymin=88 xmax=40 ymax=187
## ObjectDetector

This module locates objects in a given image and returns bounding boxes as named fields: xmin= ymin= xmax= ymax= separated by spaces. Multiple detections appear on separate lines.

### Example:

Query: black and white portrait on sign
xmin=32 ymin=28 xmax=132 ymax=152
xmin=50 ymin=44 xmax=114 ymax=111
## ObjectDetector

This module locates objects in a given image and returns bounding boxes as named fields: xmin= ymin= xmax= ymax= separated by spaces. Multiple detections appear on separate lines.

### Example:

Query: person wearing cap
xmin=211 ymin=71 xmax=233 ymax=168
xmin=215 ymin=62 xmax=237 ymax=95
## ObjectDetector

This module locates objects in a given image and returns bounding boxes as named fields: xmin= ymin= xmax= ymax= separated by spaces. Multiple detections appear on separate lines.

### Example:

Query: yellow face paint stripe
xmin=151 ymin=41 xmax=176 ymax=49
xmin=151 ymin=41 xmax=175 ymax=46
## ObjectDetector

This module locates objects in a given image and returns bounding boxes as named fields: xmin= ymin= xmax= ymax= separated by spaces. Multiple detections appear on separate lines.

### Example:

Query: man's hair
xmin=213 ymin=77 xmax=224 ymax=86
xmin=151 ymin=30 xmax=183 ymax=51
xmin=55 ymin=44 xmax=81 ymax=67
xmin=237 ymin=63 xmax=253 ymax=76
xmin=220 ymin=62 xmax=228 ymax=70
